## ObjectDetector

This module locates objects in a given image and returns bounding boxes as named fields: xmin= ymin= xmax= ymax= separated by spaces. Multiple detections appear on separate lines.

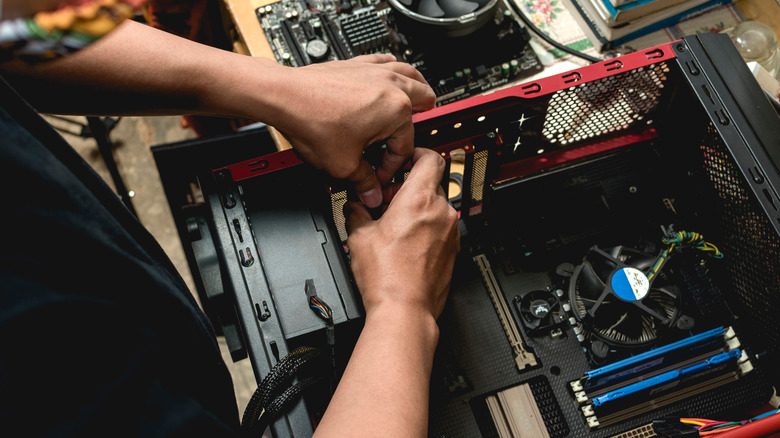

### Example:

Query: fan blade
xmin=590 ymin=246 xmax=621 ymax=278
xmin=629 ymin=252 xmax=658 ymax=272
xmin=580 ymin=262 xmax=606 ymax=299
xmin=634 ymin=300 xmax=671 ymax=325
xmin=439 ymin=0 xmax=479 ymax=17
xmin=417 ymin=0 xmax=446 ymax=17
xmin=526 ymin=318 xmax=541 ymax=329
xmin=397 ymin=0 xmax=413 ymax=5
xmin=652 ymin=286 xmax=679 ymax=300
xmin=471 ymin=0 xmax=492 ymax=6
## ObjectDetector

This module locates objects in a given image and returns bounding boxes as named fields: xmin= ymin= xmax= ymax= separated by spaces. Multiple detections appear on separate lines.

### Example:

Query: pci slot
xmin=474 ymin=254 xmax=537 ymax=371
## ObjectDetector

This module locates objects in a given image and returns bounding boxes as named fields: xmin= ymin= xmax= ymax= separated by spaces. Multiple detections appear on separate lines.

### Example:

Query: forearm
xmin=313 ymin=302 xmax=439 ymax=438
xmin=0 ymin=19 xmax=288 ymax=119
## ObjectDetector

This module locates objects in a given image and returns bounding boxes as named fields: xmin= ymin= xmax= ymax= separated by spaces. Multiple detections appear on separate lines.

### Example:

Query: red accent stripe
xmin=412 ymin=42 xmax=678 ymax=124
xmin=217 ymin=41 xmax=678 ymax=182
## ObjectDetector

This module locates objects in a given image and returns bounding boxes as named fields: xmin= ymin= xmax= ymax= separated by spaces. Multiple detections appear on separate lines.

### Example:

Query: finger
xmin=349 ymin=158 xmax=383 ymax=208
xmin=380 ymin=61 xmax=428 ymax=85
xmin=345 ymin=201 xmax=373 ymax=235
xmin=377 ymin=122 xmax=414 ymax=186
xmin=403 ymin=148 xmax=447 ymax=193
xmin=349 ymin=53 xmax=397 ymax=65
xmin=382 ymin=179 xmax=404 ymax=205
xmin=385 ymin=75 xmax=436 ymax=112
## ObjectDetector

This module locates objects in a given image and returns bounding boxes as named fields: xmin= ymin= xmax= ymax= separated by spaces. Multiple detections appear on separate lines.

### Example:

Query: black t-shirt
xmin=0 ymin=76 xmax=241 ymax=436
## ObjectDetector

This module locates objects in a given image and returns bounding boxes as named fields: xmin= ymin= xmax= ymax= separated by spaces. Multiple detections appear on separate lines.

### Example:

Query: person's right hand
xmin=262 ymin=54 xmax=436 ymax=209
xmin=344 ymin=148 xmax=459 ymax=320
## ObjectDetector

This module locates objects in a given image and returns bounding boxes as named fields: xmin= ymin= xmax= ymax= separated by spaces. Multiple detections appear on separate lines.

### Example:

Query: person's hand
xmin=345 ymin=148 xmax=459 ymax=319
xmin=268 ymin=54 xmax=436 ymax=208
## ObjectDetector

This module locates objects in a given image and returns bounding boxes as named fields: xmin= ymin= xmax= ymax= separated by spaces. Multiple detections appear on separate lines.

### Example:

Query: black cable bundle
xmin=241 ymin=346 xmax=322 ymax=437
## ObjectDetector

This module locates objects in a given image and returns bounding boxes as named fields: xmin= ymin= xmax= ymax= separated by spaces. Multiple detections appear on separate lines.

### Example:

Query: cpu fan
xmin=568 ymin=245 xmax=682 ymax=348
xmin=388 ymin=0 xmax=498 ymax=36
xmin=395 ymin=0 xmax=491 ymax=18
xmin=515 ymin=290 xmax=566 ymax=334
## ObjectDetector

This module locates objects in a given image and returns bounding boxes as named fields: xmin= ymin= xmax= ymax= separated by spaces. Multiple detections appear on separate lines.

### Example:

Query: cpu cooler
xmin=394 ymin=0 xmax=493 ymax=18
xmin=568 ymin=245 xmax=683 ymax=349
xmin=388 ymin=0 xmax=498 ymax=36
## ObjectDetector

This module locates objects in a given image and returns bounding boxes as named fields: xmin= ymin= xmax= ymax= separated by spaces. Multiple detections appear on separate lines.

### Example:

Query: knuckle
xmin=332 ymin=160 xmax=358 ymax=180
xmin=446 ymin=206 xmax=459 ymax=224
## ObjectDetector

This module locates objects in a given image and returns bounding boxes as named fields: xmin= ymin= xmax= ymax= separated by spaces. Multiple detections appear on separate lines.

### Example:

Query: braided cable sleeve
xmin=241 ymin=346 xmax=321 ymax=431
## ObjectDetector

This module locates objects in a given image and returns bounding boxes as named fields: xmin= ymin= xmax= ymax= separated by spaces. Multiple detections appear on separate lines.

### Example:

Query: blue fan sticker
xmin=611 ymin=267 xmax=650 ymax=301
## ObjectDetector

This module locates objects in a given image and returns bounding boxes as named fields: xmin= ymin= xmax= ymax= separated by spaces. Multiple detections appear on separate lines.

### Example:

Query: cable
xmin=241 ymin=346 xmax=321 ymax=436
xmin=648 ymin=230 xmax=723 ymax=281
xmin=674 ymin=409 xmax=780 ymax=437
xmin=305 ymin=280 xmax=339 ymax=388
xmin=507 ymin=0 xmax=602 ymax=64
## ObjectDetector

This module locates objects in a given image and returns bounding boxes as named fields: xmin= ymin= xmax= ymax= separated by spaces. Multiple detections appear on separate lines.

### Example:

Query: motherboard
xmin=254 ymin=0 xmax=543 ymax=105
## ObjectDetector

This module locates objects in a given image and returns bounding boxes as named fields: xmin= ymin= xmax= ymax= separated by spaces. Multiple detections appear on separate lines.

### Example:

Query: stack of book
xmin=560 ymin=0 xmax=735 ymax=50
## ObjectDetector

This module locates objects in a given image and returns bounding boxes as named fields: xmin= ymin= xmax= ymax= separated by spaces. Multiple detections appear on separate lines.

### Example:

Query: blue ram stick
xmin=592 ymin=349 xmax=741 ymax=407
xmin=585 ymin=326 xmax=727 ymax=381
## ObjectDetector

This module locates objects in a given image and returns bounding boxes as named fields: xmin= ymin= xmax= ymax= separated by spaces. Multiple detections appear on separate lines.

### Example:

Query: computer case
xmin=153 ymin=33 xmax=780 ymax=438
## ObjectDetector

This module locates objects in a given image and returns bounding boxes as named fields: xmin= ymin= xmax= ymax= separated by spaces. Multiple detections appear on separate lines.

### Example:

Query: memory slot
xmin=592 ymin=349 xmax=741 ymax=415
xmin=583 ymin=326 xmax=736 ymax=390
xmin=585 ymin=346 xmax=728 ymax=399
xmin=589 ymin=372 xmax=740 ymax=429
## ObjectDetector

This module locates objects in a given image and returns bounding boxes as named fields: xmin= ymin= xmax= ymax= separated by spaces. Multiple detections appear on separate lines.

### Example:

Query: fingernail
xmin=358 ymin=187 xmax=382 ymax=208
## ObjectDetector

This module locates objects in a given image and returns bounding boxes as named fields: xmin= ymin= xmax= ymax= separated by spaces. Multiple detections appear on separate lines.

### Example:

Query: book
xmin=610 ymin=0 xmax=643 ymax=7
xmin=602 ymin=0 xmax=713 ymax=26
xmin=563 ymin=0 xmax=734 ymax=50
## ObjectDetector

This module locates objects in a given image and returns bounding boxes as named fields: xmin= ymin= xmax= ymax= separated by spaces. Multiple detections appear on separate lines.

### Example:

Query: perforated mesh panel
xmin=331 ymin=190 xmax=348 ymax=243
xmin=698 ymin=123 xmax=780 ymax=375
xmin=470 ymin=150 xmax=488 ymax=206
xmin=543 ymin=63 xmax=669 ymax=145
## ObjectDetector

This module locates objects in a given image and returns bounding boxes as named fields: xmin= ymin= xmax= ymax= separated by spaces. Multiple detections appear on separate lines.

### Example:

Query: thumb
xmin=350 ymin=158 xmax=383 ymax=208
xmin=345 ymin=201 xmax=373 ymax=235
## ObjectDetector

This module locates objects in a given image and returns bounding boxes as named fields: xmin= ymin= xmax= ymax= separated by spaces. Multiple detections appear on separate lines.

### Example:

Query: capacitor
xmin=281 ymin=52 xmax=292 ymax=65
xmin=454 ymin=70 xmax=464 ymax=80
xmin=510 ymin=59 xmax=519 ymax=75
xmin=501 ymin=62 xmax=510 ymax=77
xmin=312 ymin=20 xmax=323 ymax=37
xmin=306 ymin=39 xmax=330 ymax=63
xmin=463 ymin=67 xmax=472 ymax=81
